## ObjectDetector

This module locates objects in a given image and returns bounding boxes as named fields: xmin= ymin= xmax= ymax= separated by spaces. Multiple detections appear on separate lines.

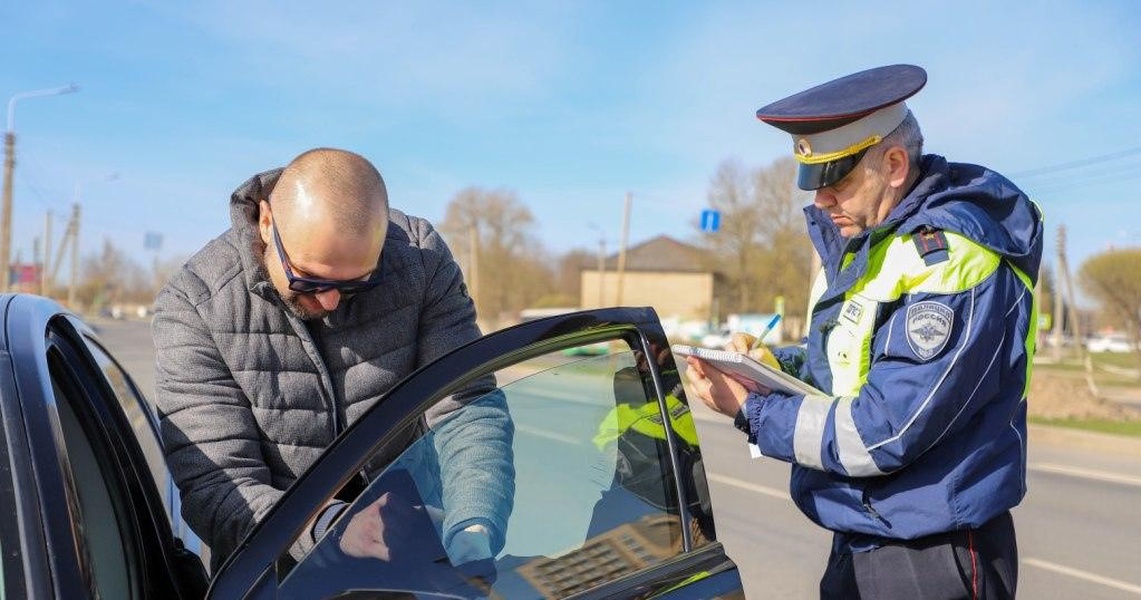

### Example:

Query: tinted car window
xmin=48 ymin=351 xmax=134 ymax=599
xmin=81 ymin=339 xmax=169 ymax=503
xmin=280 ymin=344 xmax=701 ymax=598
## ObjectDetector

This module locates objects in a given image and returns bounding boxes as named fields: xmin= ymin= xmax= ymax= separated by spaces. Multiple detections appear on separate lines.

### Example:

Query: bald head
xmin=258 ymin=148 xmax=390 ymax=319
xmin=269 ymin=148 xmax=389 ymax=237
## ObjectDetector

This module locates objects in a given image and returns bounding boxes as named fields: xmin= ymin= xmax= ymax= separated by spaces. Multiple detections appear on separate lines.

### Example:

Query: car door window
xmin=279 ymin=342 xmax=703 ymax=599
xmin=81 ymin=339 xmax=169 ymax=506
xmin=47 ymin=350 xmax=135 ymax=599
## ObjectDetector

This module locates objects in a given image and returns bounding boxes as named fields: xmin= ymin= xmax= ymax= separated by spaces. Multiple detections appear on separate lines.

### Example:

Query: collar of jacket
xmin=804 ymin=154 xmax=947 ymax=275
xmin=228 ymin=168 xmax=284 ymax=301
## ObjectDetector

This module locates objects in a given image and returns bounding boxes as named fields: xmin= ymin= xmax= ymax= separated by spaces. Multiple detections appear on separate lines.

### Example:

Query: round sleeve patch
xmin=906 ymin=301 xmax=954 ymax=360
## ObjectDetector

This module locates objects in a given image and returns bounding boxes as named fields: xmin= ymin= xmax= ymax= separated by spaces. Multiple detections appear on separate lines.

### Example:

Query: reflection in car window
xmin=48 ymin=352 xmax=133 ymax=599
xmin=82 ymin=340 xmax=170 ymax=504
xmin=280 ymin=345 xmax=705 ymax=599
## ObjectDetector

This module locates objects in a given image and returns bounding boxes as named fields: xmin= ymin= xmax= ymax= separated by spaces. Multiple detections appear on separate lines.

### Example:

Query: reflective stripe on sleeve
xmin=793 ymin=394 xmax=833 ymax=469
xmin=835 ymin=397 xmax=885 ymax=476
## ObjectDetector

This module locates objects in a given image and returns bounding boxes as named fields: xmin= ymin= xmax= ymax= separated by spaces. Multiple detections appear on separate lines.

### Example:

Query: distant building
xmin=580 ymin=235 xmax=720 ymax=322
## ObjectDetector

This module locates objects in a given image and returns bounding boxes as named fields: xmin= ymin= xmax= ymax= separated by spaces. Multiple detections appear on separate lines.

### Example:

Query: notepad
xmin=671 ymin=344 xmax=824 ymax=396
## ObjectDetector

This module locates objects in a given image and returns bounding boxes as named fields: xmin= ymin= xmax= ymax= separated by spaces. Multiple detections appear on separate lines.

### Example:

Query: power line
xmin=1010 ymin=146 xmax=1141 ymax=179
xmin=1024 ymin=164 xmax=1141 ymax=195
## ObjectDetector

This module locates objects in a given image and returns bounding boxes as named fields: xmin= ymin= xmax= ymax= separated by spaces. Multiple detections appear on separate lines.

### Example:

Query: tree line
xmin=60 ymin=159 xmax=1141 ymax=355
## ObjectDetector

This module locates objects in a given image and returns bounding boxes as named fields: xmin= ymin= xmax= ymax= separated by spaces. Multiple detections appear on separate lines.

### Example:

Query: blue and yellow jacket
xmin=745 ymin=155 xmax=1044 ymax=546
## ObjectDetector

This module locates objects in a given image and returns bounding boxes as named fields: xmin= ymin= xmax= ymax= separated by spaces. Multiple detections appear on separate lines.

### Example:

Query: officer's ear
xmin=883 ymin=145 xmax=911 ymax=189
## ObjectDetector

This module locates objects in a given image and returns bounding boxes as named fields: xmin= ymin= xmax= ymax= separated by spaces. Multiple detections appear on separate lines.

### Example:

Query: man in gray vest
xmin=153 ymin=147 xmax=514 ymax=573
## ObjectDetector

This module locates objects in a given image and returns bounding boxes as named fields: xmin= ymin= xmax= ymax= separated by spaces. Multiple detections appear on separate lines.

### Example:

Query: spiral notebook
xmin=671 ymin=344 xmax=824 ymax=396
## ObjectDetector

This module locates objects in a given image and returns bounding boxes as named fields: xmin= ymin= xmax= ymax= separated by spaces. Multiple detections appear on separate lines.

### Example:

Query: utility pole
xmin=1 ymin=131 xmax=13 ymax=291
xmin=615 ymin=192 xmax=632 ymax=305
xmin=48 ymin=210 xmax=73 ymax=289
xmin=596 ymin=237 xmax=606 ymax=307
xmin=41 ymin=210 xmax=52 ymax=296
xmin=1051 ymin=230 xmax=1065 ymax=362
xmin=46 ymin=205 xmax=81 ymax=308
xmin=1055 ymin=226 xmax=1083 ymax=354
xmin=3 ymin=84 xmax=79 ymax=292
xmin=68 ymin=204 xmax=80 ymax=309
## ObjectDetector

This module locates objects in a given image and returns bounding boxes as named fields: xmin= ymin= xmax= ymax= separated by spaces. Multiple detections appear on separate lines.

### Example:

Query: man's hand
xmin=338 ymin=491 xmax=422 ymax=561
xmin=446 ymin=524 xmax=493 ymax=565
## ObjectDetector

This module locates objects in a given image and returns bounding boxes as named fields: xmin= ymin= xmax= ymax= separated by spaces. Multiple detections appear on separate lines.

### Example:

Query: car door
xmin=0 ymin=294 xmax=208 ymax=599
xmin=208 ymin=306 xmax=744 ymax=599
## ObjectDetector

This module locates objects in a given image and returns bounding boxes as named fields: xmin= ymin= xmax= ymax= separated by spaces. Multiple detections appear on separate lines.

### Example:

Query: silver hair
xmin=874 ymin=110 xmax=924 ymax=166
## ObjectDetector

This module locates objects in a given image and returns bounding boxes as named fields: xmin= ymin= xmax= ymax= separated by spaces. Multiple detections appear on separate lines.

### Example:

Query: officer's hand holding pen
xmin=728 ymin=336 xmax=781 ymax=371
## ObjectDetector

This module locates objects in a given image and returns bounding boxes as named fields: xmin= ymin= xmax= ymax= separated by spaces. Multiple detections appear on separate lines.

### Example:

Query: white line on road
xmin=1029 ymin=462 xmax=1141 ymax=487
xmin=706 ymin=472 xmax=792 ymax=503
xmin=1023 ymin=557 xmax=1141 ymax=595
xmin=514 ymin=424 xmax=582 ymax=445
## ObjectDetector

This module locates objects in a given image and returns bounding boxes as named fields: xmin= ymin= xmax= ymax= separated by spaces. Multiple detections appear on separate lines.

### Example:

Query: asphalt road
xmin=94 ymin=318 xmax=1141 ymax=599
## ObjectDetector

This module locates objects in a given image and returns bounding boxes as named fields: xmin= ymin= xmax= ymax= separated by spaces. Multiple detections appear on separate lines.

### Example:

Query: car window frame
xmin=0 ymin=295 xmax=207 ymax=599
xmin=207 ymin=306 xmax=728 ymax=598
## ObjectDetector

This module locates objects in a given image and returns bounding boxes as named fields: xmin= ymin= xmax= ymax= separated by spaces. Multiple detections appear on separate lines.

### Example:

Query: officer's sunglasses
xmin=270 ymin=217 xmax=383 ymax=295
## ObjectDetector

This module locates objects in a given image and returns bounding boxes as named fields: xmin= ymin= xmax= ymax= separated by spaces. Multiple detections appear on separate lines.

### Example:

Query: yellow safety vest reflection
xmin=593 ymin=395 xmax=699 ymax=450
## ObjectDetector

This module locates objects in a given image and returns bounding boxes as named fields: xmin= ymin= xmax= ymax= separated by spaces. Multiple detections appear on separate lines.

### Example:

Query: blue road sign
xmin=700 ymin=209 xmax=720 ymax=232
xmin=144 ymin=232 xmax=163 ymax=251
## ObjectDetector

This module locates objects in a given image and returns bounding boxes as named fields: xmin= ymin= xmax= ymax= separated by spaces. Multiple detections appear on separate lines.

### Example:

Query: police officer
xmin=684 ymin=64 xmax=1043 ymax=599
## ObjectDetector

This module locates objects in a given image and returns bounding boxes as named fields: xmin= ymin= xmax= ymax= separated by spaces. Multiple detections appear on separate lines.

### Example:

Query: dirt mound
xmin=1028 ymin=372 xmax=1140 ymax=421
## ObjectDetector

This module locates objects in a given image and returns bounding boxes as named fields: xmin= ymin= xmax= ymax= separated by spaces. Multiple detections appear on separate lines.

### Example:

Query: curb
xmin=1028 ymin=424 xmax=1141 ymax=457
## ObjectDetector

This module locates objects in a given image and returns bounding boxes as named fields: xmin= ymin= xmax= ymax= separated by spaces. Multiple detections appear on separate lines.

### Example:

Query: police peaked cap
xmin=756 ymin=64 xmax=927 ymax=190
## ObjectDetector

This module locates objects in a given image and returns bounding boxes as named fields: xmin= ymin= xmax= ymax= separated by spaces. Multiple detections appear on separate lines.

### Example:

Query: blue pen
xmin=749 ymin=314 xmax=782 ymax=352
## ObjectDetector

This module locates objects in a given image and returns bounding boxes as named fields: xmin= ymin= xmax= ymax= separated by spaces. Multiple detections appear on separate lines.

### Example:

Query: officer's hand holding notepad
xmin=671 ymin=344 xmax=824 ymax=396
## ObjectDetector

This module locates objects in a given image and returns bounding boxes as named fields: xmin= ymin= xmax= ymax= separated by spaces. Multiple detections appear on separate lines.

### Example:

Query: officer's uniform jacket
xmin=747 ymin=155 xmax=1044 ymax=547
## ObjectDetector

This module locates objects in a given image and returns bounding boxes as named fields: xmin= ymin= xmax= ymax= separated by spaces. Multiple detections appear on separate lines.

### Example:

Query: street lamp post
xmin=2 ymin=83 xmax=79 ymax=292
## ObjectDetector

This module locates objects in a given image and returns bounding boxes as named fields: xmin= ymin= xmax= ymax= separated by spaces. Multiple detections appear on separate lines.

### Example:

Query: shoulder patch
xmin=906 ymin=301 xmax=954 ymax=360
xmin=912 ymin=227 xmax=950 ymax=266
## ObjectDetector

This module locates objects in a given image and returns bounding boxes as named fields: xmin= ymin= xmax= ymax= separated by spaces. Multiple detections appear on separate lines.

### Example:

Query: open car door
xmin=207 ymin=306 xmax=744 ymax=599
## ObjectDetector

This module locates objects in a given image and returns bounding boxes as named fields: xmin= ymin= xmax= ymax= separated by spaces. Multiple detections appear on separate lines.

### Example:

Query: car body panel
xmin=208 ymin=306 xmax=743 ymax=599
xmin=0 ymin=294 xmax=207 ymax=599
xmin=0 ymin=295 xmax=742 ymax=599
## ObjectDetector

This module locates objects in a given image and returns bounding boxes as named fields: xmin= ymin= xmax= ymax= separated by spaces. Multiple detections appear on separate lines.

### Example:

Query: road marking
xmin=1023 ymin=557 xmax=1141 ymax=595
xmin=1029 ymin=462 xmax=1141 ymax=487
xmin=514 ymin=424 xmax=582 ymax=446
xmin=706 ymin=472 xmax=792 ymax=503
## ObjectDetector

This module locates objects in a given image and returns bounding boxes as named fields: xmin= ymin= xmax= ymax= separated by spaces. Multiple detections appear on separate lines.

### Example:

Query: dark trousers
xmin=820 ymin=511 xmax=1017 ymax=599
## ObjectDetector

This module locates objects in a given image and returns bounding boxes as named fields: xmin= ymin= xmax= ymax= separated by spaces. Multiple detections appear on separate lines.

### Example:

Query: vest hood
xmin=896 ymin=155 xmax=1044 ymax=283
xmin=806 ymin=154 xmax=1044 ymax=284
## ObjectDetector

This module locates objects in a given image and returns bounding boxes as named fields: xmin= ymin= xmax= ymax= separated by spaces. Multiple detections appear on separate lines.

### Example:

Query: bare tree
xmin=698 ymin=157 xmax=814 ymax=321
xmin=1078 ymin=247 xmax=1141 ymax=369
xmin=440 ymin=187 xmax=553 ymax=327
xmin=75 ymin=238 xmax=151 ymax=312
xmin=699 ymin=159 xmax=763 ymax=310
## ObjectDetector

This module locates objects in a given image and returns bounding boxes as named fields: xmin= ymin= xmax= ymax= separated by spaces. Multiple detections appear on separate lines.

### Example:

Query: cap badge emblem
xmin=796 ymin=138 xmax=812 ymax=156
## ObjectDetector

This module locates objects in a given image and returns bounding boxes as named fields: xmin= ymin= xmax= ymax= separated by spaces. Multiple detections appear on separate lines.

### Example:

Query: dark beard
xmin=283 ymin=294 xmax=329 ymax=321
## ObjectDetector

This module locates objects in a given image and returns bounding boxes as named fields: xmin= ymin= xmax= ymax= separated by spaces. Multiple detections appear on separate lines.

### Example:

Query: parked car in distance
xmin=1 ymin=293 xmax=744 ymax=599
xmin=701 ymin=326 xmax=733 ymax=349
xmin=1086 ymin=333 xmax=1137 ymax=353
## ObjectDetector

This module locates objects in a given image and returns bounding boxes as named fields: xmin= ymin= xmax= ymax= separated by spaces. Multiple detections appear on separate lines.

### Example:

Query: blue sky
xmin=3 ymin=1 xmax=1140 ymax=295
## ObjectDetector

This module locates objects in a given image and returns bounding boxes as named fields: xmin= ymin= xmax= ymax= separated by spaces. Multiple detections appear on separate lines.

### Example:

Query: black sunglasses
xmin=270 ymin=217 xmax=383 ymax=295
